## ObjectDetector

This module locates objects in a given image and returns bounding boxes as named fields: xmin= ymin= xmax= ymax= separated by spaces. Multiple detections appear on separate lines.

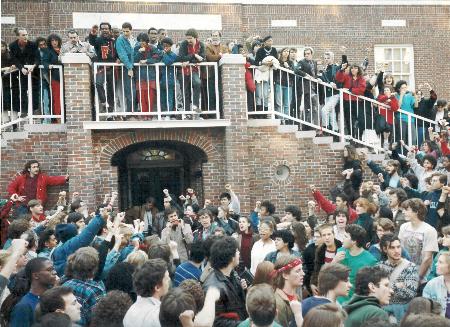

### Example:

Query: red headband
xmin=269 ymin=258 xmax=302 ymax=278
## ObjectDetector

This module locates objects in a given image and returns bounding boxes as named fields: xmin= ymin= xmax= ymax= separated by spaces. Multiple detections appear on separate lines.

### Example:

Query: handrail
xmin=248 ymin=64 xmax=437 ymax=150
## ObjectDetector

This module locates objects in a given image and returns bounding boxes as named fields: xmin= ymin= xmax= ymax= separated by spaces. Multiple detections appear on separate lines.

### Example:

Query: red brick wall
xmin=2 ymin=2 xmax=449 ymax=98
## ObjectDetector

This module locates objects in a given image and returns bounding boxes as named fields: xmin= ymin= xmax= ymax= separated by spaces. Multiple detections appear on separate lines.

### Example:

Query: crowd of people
xmin=1 ymin=19 xmax=450 ymax=327
xmin=3 ymin=22 xmax=448 ymax=140
xmin=2 ymin=136 xmax=450 ymax=327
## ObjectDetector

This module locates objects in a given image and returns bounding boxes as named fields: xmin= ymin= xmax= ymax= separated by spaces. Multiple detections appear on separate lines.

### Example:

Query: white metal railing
xmin=93 ymin=62 xmax=220 ymax=121
xmin=1 ymin=64 xmax=64 ymax=130
xmin=247 ymin=65 xmax=437 ymax=151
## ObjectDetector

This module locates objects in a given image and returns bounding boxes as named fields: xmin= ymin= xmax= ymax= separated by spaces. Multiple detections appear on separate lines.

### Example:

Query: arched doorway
xmin=111 ymin=141 xmax=207 ymax=211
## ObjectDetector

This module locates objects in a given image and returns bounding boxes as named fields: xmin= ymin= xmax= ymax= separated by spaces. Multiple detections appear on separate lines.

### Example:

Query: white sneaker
xmin=164 ymin=116 xmax=171 ymax=121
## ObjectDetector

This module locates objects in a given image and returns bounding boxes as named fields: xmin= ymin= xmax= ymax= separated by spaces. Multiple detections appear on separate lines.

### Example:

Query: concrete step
xmin=1 ymin=131 xmax=29 ymax=140
xmin=277 ymin=125 xmax=298 ymax=133
xmin=247 ymin=119 xmax=281 ymax=127
xmin=329 ymin=142 xmax=347 ymax=150
xmin=295 ymin=130 xmax=316 ymax=139
xmin=24 ymin=124 xmax=66 ymax=133
xmin=313 ymin=136 xmax=334 ymax=144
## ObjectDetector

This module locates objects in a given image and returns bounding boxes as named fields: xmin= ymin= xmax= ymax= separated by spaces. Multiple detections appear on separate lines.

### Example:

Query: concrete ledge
xmin=1 ymin=131 xmax=29 ymax=140
xmin=219 ymin=54 xmax=246 ymax=66
xmin=60 ymin=53 xmax=92 ymax=65
xmin=277 ymin=125 xmax=298 ymax=133
xmin=329 ymin=142 xmax=347 ymax=150
xmin=24 ymin=124 xmax=66 ymax=133
xmin=295 ymin=130 xmax=316 ymax=139
xmin=83 ymin=119 xmax=231 ymax=130
xmin=1 ymin=140 xmax=7 ymax=147
xmin=313 ymin=136 xmax=333 ymax=144
xmin=247 ymin=119 xmax=280 ymax=127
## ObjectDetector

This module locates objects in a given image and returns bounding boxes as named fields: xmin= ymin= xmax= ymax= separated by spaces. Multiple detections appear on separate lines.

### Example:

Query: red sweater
xmin=377 ymin=94 xmax=399 ymax=125
xmin=335 ymin=70 xmax=366 ymax=102
xmin=312 ymin=190 xmax=358 ymax=223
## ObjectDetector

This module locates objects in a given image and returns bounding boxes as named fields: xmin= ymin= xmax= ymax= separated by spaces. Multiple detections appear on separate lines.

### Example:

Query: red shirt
xmin=24 ymin=175 xmax=38 ymax=201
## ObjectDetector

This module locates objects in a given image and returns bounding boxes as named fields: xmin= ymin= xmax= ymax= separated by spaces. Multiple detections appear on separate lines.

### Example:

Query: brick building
xmin=1 ymin=1 xmax=449 ymax=215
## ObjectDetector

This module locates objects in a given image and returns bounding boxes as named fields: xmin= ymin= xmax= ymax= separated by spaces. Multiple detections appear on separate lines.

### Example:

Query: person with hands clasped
xmin=161 ymin=209 xmax=193 ymax=262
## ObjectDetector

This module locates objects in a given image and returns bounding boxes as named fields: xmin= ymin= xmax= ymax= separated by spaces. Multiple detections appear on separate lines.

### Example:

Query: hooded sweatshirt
xmin=344 ymin=295 xmax=388 ymax=327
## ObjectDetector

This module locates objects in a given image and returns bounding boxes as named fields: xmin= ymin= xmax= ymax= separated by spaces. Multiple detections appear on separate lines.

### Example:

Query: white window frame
xmin=374 ymin=44 xmax=415 ymax=91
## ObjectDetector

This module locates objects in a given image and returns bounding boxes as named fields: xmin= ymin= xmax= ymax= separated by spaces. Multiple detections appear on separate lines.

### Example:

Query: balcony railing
xmin=93 ymin=62 xmax=220 ymax=121
xmin=247 ymin=65 xmax=437 ymax=150
xmin=1 ymin=64 xmax=65 ymax=130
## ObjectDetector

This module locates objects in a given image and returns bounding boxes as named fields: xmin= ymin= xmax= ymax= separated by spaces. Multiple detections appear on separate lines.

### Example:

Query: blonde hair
xmin=0 ymin=250 xmax=12 ymax=268
xmin=126 ymin=250 xmax=148 ymax=267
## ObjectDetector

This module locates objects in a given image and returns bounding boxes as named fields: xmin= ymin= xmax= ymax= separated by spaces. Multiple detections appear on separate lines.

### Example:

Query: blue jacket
xmin=404 ymin=187 xmax=441 ymax=228
xmin=133 ymin=44 xmax=162 ymax=81
xmin=264 ymin=249 xmax=302 ymax=263
xmin=160 ymin=51 xmax=178 ymax=86
xmin=115 ymin=35 xmax=134 ymax=70
xmin=52 ymin=215 xmax=105 ymax=276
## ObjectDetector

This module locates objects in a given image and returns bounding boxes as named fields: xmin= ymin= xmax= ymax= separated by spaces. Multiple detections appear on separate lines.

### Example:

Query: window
xmin=374 ymin=45 xmax=415 ymax=90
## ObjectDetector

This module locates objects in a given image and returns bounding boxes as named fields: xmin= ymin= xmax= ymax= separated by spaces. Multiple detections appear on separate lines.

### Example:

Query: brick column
xmin=61 ymin=54 xmax=96 ymax=208
xmin=219 ymin=54 xmax=250 ymax=214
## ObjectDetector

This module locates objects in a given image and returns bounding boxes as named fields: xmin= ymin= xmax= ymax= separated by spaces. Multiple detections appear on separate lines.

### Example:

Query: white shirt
xmin=398 ymin=221 xmax=439 ymax=280
xmin=250 ymin=239 xmax=276 ymax=274
xmin=123 ymin=296 xmax=161 ymax=327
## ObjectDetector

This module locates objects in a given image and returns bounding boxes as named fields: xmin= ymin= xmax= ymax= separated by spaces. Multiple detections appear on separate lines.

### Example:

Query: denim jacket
xmin=423 ymin=275 xmax=447 ymax=316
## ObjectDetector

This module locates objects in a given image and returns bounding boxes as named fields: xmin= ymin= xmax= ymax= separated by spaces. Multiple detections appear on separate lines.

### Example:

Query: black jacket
xmin=254 ymin=46 xmax=278 ymax=66
xmin=203 ymin=269 xmax=247 ymax=327
xmin=177 ymin=40 xmax=206 ymax=63
xmin=8 ymin=40 xmax=39 ymax=70
xmin=295 ymin=58 xmax=318 ymax=92
xmin=303 ymin=241 xmax=317 ymax=292
xmin=311 ymin=239 xmax=343 ymax=286
xmin=88 ymin=34 xmax=117 ymax=63
xmin=42 ymin=48 xmax=61 ymax=81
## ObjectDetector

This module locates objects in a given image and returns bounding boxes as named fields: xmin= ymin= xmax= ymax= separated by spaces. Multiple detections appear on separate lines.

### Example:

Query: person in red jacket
xmin=310 ymin=185 xmax=358 ymax=223
xmin=335 ymin=63 xmax=366 ymax=138
xmin=377 ymin=85 xmax=399 ymax=148
xmin=7 ymin=160 xmax=68 ymax=215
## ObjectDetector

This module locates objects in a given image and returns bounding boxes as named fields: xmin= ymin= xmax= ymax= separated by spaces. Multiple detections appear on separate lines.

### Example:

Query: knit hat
xmin=55 ymin=223 xmax=78 ymax=243
xmin=262 ymin=35 xmax=272 ymax=43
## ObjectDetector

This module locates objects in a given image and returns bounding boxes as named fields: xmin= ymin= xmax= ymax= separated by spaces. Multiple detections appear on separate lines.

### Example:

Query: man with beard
xmin=88 ymin=22 xmax=117 ymax=114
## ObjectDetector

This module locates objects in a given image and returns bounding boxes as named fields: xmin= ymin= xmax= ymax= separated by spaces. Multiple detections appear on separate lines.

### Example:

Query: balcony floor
xmin=83 ymin=119 xmax=230 ymax=130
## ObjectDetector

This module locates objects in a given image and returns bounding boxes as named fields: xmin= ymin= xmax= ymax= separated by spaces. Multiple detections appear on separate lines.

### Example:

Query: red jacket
xmin=1 ymin=200 xmax=14 ymax=246
xmin=7 ymin=173 xmax=67 ymax=205
xmin=245 ymin=62 xmax=256 ymax=93
xmin=335 ymin=70 xmax=366 ymax=102
xmin=377 ymin=94 xmax=399 ymax=125
xmin=312 ymin=190 xmax=358 ymax=223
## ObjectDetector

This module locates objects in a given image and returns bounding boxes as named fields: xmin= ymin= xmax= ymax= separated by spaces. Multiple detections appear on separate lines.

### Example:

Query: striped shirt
xmin=173 ymin=261 xmax=201 ymax=287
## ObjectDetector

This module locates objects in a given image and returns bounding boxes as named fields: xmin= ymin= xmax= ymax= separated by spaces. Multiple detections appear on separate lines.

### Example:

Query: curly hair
xmin=65 ymin=247 xmax=99 ymax=281
xmin=133 ymin=258 xmax=167 ymax=297
xmin=7 ymin=219 xmax=30 ymax=239
xmin=90 ymin=291 xmax=133 ymax=327
xmin=402 ymin=198 xmax=427 ymax=221
xmin=209 ymin=236 xmax=238 ymax=270
xmin=179 ymin=279 xmax=205 ymax=313
xmin=273 ymin=229 xmax=295 ymax=249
